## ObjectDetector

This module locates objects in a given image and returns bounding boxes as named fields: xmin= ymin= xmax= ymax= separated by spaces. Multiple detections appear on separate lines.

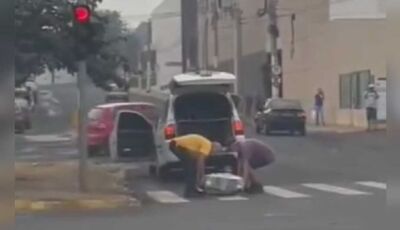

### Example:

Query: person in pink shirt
xmin=229 ymin=139 xmax=276 ymax=194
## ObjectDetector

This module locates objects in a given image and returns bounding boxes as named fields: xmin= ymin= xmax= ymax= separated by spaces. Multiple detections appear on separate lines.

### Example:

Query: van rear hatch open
xmin=169 ymin=72 xmax=236 ymax=95
xmin=173 ymin=92 xmax=234 ymax=146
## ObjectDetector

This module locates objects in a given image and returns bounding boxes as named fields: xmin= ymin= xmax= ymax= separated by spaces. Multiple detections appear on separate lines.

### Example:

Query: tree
xmin=85 ymin=10 xmax=128 ymax=89
xmin=15 ymin=0 xmax=143 ymax=90
xmin=15 ymin=0 xmax=105 ymax=86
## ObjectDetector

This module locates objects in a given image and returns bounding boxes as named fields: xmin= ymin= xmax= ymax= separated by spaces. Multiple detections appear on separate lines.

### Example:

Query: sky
xmin=99 ymin=0 xmax=164 ymax=29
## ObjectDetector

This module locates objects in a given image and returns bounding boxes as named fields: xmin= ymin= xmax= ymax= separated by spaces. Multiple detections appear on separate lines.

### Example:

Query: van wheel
xmin=157 ymin=165 xmax=171 ymax=182
xmin=149 ymin=165 xmax=157 ymax=176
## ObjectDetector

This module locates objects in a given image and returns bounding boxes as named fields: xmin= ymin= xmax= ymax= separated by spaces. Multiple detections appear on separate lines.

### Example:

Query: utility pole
xmin=146 ymin=20 xmax=152 ymax=92
xmin=77 ymin=60 xmax=88 ymax=192
xmin=231 ymin=3 xmax=242 ymax=94
xmin=198 ymin=0 xmax=209 ymax=71
xmin=258 ymin=0 xmax=281 ymax=98
xmin=268 ymin=0 xmax=281 ymax=98
xmin=211 ymin=0 xmax=219 ymax=69
xmin=181 ymin=0 xmax=199 ymax=72
xmin=181 ymin=0 xmax=188 ymax=72
xmin=71 ymin=0 xmax=91 ymax=192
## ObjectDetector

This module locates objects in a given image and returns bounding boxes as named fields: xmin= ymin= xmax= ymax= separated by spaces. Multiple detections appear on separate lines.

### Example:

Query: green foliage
xmin=14 ymin=0 xmax=141 ymax=88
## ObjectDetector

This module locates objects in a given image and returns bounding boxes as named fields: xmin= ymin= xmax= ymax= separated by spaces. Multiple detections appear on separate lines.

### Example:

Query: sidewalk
xmin=241 ymin=116 xmax=385 ymax=134
xmin=307 ymin=123 xmax=386 ymax=134
xmin=15 ymin=161 xmax=139 ymax=213
xmin=307 ymin=125 xmax=365 ymax=134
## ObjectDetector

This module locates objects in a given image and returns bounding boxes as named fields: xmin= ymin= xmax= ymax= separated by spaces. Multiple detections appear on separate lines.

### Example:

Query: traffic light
xmin=73 ymin=5 xmax=91 ymax=24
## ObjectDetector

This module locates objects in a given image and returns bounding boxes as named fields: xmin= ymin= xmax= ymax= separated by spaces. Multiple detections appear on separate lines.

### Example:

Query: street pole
xmin=204 ymin=1 xmax=209 ymax=71
xmin=198 ymin=0 xmax=209 ymax=71
xmin=267 ymin=0 xmax=281 ymax=98
xmin=146 ymin=20 xmax=152 ymax=92
xmin=180 ymin=0 xmax=187 ymax=73
xmin=232 ymin=3 xmax=242 ymax=94
xmin=211 ymin=1 xmax=219 ymax=69
xmin=77 ymin=60 xmax=88 ymax=192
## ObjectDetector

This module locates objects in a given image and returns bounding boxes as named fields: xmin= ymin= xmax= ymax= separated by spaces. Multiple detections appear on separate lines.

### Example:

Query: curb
xmin=15 ymin=196 xmax=140 ymax=214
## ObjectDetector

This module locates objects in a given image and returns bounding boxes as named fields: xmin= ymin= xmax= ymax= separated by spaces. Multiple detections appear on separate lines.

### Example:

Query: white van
xmin=152 ymin=71 xmax=245 ymax=179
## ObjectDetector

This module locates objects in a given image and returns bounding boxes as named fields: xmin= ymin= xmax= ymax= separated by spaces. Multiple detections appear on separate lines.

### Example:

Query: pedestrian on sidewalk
xmin=364 ymin=84 xmax=379 ymax=131
xmin=229 ymin=138 xmax=275 ymax=194
xmin=314 ymin=88 xmax=325 ymax=126
xmin=168 ymin=134 xmax=222 ymax=198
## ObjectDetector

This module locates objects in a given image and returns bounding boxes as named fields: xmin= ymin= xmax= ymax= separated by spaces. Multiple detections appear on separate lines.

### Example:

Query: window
xmin=339 ymin=70 xmax=374 ymax=109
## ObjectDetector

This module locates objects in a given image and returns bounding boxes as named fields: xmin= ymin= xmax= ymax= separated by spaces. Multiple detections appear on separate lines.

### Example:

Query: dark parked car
xmin=255 ymin=98 xmax=306 ymax=135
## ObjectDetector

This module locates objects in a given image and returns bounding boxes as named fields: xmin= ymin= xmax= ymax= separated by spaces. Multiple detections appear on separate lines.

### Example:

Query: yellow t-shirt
xmin=172 ymin=134 xmax=212 ymax=158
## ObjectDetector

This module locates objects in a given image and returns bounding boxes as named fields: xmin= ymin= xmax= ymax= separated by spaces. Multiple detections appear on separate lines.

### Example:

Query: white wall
xmin=150 ymin=0 xmax=181 ymax=89
xmin=329 ymin=0 xmax=386 ymax=20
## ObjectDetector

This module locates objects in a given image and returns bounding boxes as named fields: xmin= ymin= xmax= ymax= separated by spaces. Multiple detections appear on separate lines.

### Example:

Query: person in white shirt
xmin=364 ymin=84 xmax=379 ymax=131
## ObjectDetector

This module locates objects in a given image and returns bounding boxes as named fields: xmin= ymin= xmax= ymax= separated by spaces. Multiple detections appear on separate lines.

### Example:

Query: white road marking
xmin=218 ymin=195 xmax=249 ymax=201
xmin=302 ymin=183 xmax=371 ymax=195
xmin=47 ymin=109 xmax=57 ymax=117
xmin=356 ymin=181 xmax=387 ymax=190
xmin=263 ymin=186 xmax=310 ymax=198
xmin=56 ymin=150 xmax=78 ymax=156
xmin=264 ymin=213 xmax=296 ymax=217
xmin=18 ymin=147 xmax=37 ymax=154
xmin=24 ymin=135 xmax=71 ymax=143
xmin=17 ymin=154 xmax=43 ymax=160
xmin=147 ymin=191 xmax=189 ymax=204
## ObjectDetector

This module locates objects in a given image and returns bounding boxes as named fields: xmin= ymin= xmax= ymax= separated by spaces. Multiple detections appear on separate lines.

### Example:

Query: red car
xmin=87 ymin=102 xmax=158 ymax=156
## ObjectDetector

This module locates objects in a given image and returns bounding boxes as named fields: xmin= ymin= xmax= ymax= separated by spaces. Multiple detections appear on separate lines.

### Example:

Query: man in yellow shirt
xmin=169 ymin=134 xmax=222 ymax=198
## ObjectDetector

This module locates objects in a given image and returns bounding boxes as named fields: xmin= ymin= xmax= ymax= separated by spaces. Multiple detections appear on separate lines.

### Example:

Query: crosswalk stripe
xmin=356 ymin=181 xmax=387 ymax=190
xmin=146 ymin=191 xmax=189 ymax=204
xmin=302 ymin=183 xmax=371 ymax=195
xmin=218 ymin=196 xmax=249 ymax=201
xmin=263 ymin=186 xmax=310 ymax=198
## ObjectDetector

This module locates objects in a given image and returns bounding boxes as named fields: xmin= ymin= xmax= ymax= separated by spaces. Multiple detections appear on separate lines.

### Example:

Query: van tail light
xmin=164 ymin=124 xmax=176 ymax=140
xmin=233 ymin=120 xmax=244 ymax=135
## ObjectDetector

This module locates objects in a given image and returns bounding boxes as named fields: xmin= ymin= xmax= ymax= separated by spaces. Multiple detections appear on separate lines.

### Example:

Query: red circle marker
xmin=74 ymin=6 xmax=90 ymax=24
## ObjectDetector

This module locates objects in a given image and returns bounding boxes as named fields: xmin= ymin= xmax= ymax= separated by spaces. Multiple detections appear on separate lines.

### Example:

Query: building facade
xmin=151 ymin=0 xmax=271 ymax=116
xmin=278 ymin=0 xmax=386 ymax=127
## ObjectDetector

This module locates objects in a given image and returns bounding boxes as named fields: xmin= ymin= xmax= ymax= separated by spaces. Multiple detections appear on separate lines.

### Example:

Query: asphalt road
xmin=16 ymin=130 xmax=389 ymax=230
xmin=13 ymin=83 xmax=391 ymax=229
